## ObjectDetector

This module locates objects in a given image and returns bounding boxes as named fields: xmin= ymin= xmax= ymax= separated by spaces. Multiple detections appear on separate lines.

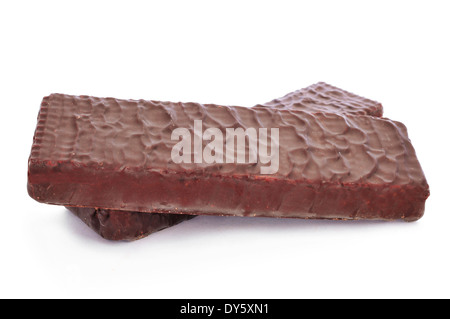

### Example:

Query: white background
xmin=0 ymin=0 xmax=448 ymax=299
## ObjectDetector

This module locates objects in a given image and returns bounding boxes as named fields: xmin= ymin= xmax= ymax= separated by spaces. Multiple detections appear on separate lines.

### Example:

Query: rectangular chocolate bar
xmin=28 ymin=92 xmax=428 ymax=222
xmin=67 ymin=83 xmax=385 ymax=240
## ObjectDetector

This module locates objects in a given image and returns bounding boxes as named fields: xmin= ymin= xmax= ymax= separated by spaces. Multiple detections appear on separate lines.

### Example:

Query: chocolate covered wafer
xmin=28 ymin=91 xmax=428 ymax=225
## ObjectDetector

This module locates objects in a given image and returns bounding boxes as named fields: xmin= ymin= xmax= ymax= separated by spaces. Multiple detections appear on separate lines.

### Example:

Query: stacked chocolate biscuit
xmin=28 ymin=83 xmax=429 ymax=240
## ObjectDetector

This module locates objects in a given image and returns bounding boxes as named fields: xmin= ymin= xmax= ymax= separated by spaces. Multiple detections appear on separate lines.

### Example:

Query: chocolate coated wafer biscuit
xmin=28 ymin=92 xmax=428 ymax=225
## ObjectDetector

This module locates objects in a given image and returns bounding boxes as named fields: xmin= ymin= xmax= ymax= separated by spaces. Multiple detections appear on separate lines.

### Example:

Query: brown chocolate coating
xmin=67 ymin=206 xmax=193 ymax=241
xmin=261 ymin=82 xmax=383 ymax=116
xmin=28 ymin=92 xmax=428 ymax=223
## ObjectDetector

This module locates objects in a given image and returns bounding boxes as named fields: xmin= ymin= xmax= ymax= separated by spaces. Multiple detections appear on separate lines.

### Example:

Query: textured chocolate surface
xmin=28 ymin=92 xmax=428 ymax=222
xmin=67 ymin=206 xmax=193 ymax=241
xmin=67 ymin=83 xmax=385 ymax=240
xmin=262 ymin=82 xmax=383 ymax=116
xmin=29 ymin=96 xmax=388 ymax=180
